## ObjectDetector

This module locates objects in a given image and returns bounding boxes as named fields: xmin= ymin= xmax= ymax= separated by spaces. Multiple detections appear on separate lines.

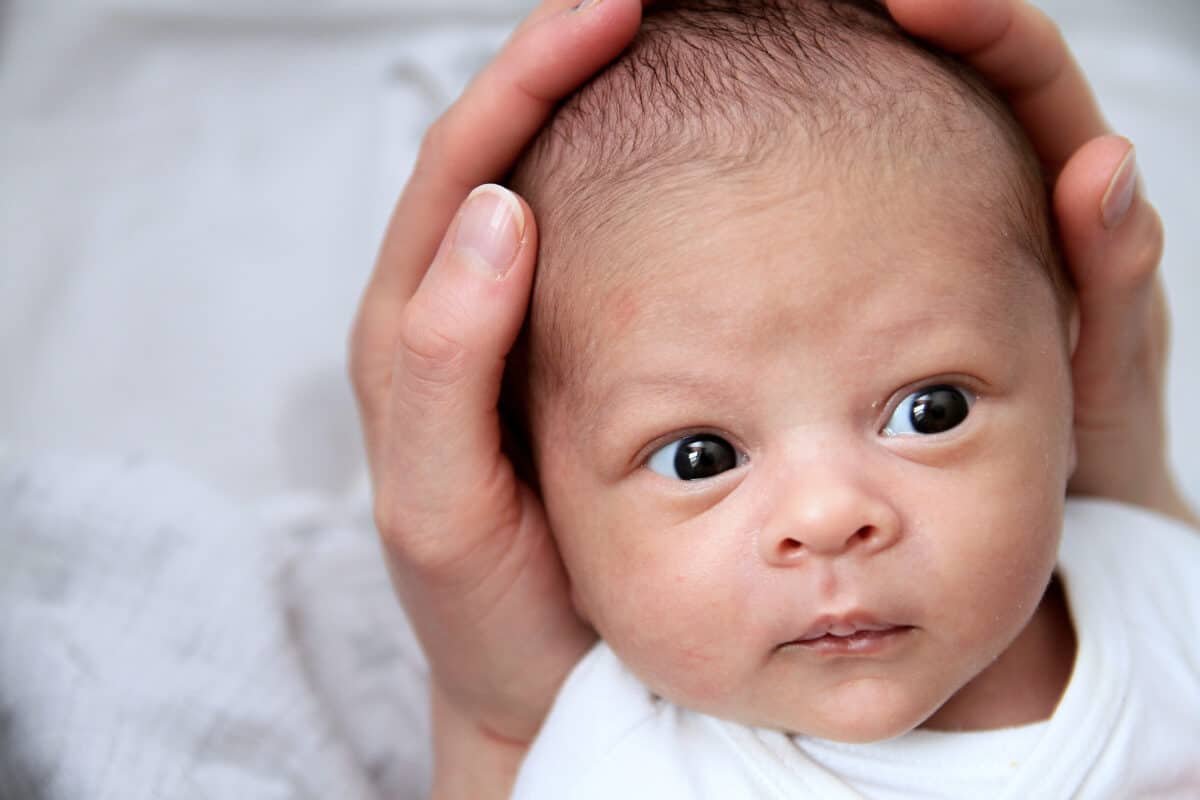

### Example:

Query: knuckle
xmin=373 ymin=458 xmax=522 ymax=580
xmin=414 ymin=111 xmax=475 ymax=195
xmin=373 ymin=493 xmax=442 ymax=571
xmin=1030 ymin=16 xmax=1068 ymax=89
xmin=1125 ymin=208 xmax=1165 ymax=288
xmin=1024 ymin=3 xmax=1066 ymax=53
xmin=372 ymin=491 xmax=403 ymax=548
xmin=1039 ymin=14 xmax=1066 ymax=50
xmin=372 ymin=490 xmax=466 ymax=579
xmin=416 ymin=117 xmax=453 ymax=178
xmin=397 ymin=306 xmax=472 ymax=397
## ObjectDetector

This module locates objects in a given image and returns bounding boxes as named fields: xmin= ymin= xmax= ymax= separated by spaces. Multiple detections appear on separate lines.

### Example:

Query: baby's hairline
xmin=501 ymin=0 xmax=1073 ymax=468
xmin=513 ymin=131 xmax=1072 ymax=427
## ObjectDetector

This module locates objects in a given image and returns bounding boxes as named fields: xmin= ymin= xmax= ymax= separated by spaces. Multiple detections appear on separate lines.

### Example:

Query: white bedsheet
xmin=1 ymin=1 xmax=1197 ymax=797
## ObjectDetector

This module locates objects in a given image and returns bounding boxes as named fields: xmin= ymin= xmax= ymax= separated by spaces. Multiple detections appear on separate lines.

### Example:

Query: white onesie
xmin=514 ymin=499 xmax=1200 ymax=799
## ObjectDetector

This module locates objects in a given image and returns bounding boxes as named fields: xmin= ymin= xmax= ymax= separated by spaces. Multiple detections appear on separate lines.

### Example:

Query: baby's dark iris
xmin=674 ymin=435 xmax=737 ymax=480
xmin=909 ymin=386 xmax=970 ymax=434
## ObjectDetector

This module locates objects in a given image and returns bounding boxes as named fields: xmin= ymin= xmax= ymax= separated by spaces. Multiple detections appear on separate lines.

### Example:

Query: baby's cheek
xmin=590 ymin=560 xmax=752 ymax=709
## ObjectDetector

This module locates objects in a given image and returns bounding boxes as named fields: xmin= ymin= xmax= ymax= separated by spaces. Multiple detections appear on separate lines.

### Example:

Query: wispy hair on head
xmin=505 ymin=0 xmax=1066 ymax=442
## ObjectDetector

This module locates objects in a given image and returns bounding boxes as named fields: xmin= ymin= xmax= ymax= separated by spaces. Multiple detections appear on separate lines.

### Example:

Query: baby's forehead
xmin=524 ymin=112 xmax=1059 ymax=380
xmin=535 ymin=156 xmax=1057 ymax=402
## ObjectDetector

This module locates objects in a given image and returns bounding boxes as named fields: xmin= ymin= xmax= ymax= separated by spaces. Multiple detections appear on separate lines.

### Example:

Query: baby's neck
xmin=921 ymin=576 xmax=1076 ymax=732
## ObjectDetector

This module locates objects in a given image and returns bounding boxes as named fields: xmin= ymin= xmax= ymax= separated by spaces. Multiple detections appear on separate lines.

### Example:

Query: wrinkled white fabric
xmin=0 ymin=451 xmax=431 ymax=798
xmin=514 ymin=500 xmax=1200 ymax=799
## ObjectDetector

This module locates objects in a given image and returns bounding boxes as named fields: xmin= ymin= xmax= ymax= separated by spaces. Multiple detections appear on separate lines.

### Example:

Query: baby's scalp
xmin=505 ymin=0 xmax=1068 ymax=443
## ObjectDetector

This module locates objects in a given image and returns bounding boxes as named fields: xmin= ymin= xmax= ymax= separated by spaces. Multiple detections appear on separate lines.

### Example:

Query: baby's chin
xmin=783 ymin=706 xmax=931 ymax=744
xmin=679 ymin=677 xmax=951 ymax=745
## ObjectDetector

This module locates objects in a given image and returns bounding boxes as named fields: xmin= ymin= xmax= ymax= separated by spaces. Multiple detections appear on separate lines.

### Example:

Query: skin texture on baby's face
xmin=527 ymin=151 xmax=1078 ymax=743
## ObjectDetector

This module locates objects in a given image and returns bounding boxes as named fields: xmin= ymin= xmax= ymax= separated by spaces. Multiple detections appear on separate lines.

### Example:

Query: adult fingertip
xmin=566 ymin=0 xmax=641 ymax=15
xmin=454 ymin=184 xmax=528 ymax=281
xmin=1054 ymin=135 xmax=1163 ymax=297
xmin=1054 ymin=135 xmax=1133 ymax=231
xmin=1101 ymin=144 xmax=1138 ymax=231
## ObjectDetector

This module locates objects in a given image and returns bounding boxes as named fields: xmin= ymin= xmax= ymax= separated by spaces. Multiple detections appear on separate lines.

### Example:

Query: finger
xmin=1055 ymin=135 xmax=1163 ymax=375
xmin=1053 ymin=136 xmax=1170 ymax=498
xmin=886 ymin=0 xmax=1109 ymax=173
xmin=352 ymin=0 xmax=642 ymax=453
xmin=514 ymin=0 xmax=643 ymax=36
xmin=513 ymin=0 xmax=597 ymax=35
xmin=375 ymin=185 xmax=538 ymax=558
xmin=372 ymin=0 xmax=642 ymax=306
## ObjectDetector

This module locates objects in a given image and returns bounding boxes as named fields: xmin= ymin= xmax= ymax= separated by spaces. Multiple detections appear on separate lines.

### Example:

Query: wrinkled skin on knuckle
xmin=372 ymin=487 xmax=408 ymax=552
xmin=1129 ymin=208 xmax=1166 ymax=289
xmin=373 ymin=484 xmax=459 ymax=576
xmin=398 ymin=305 xmax=472 ymax=400
xmin=414 ymin=115 xmax=470 ymax=192
xmin=379 ymin=457 xmax=528 ymax=582
xmin=416 ymin=117 xmax=450 ymax=174
xmin=1040 ymin=17 xmax=1067 ymax=64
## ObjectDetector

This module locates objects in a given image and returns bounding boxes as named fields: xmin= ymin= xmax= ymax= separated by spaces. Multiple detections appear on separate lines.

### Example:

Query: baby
xmin=501 ymin=1 xmax=1200 ymax=796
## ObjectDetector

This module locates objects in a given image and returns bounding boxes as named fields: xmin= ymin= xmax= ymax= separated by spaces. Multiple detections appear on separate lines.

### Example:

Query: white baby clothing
xmin=513 ymin=499 xmax=1200 ymax=798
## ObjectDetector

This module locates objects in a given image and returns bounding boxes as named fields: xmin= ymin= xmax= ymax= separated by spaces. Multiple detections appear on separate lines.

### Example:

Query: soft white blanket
xmin=1 ymin=451 xmax=427 ymax=798
xmin=1 ymin=1 xmax=1197 ymax=797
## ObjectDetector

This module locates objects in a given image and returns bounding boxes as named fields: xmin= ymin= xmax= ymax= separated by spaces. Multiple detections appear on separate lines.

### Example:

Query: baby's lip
xmin=789 ymin=612 xmax=906 ymax=643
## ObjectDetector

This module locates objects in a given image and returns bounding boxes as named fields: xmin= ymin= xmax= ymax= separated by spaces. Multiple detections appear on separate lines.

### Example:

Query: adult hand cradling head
xmin=348 ymin=1 xmax=1197 ymax=797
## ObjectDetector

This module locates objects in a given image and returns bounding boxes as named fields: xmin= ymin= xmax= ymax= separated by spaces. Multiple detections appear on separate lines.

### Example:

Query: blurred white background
xmin=0 ymin=2 xmax=1196 ymax=797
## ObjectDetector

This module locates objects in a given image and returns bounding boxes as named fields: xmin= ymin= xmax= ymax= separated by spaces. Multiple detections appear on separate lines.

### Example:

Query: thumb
xmin=1054 ymin=135 xmax=1167 ymax=406
xmin=1054 ymin=135 xmax=1174 ymax=507
xmin=379 ymin=184 xmax=539 ymax=563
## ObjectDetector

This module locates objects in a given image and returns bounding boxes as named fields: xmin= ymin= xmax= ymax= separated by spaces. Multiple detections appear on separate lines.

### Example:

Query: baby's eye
xmin=883 ymin=385 xmax=973 ymax=436
xmin=647 ymin=434 xmax=739 ymax=481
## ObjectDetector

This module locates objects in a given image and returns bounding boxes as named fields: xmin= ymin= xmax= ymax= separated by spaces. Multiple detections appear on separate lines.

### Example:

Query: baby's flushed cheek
xmin=581 ymin=542 xmax=763 ymax=706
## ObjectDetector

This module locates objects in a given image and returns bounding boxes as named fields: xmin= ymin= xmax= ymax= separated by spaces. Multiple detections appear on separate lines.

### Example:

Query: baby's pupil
xmin=674 ymin=435 xmax=736 ymax=480
xmin=910 ymin=386 xmax=969 ymax=434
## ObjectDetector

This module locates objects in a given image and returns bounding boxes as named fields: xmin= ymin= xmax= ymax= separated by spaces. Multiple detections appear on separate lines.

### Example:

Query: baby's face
xmin=530 ymin=157 xmax=1076 ymax=743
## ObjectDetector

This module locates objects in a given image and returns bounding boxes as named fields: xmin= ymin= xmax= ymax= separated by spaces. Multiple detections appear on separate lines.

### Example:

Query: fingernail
xmin=1101 ymin=146 xmax=1138 ymax=230
xmin=453 ymin=184 xmax=525 ymax=279
xmin=572 ymin=0 xmax=601 ymax=11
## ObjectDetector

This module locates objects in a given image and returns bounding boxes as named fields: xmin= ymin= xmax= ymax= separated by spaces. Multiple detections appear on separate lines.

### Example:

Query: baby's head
xmin=506 ymin=0 xmax=1077 ymax=742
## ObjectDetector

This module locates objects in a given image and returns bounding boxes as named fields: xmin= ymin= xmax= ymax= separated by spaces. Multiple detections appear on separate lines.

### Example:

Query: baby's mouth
xmin=780 ymin=614 xmax=915 ymax=654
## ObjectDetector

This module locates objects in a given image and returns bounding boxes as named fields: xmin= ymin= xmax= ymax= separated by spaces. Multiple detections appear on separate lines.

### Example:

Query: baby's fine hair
xmin=506 ymin=0 xmax=1066 ymax=431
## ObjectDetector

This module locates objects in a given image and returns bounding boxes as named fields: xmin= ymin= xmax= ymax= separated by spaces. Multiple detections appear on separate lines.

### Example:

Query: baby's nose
xmin=759 ymin=469 xmax=901 ymax=565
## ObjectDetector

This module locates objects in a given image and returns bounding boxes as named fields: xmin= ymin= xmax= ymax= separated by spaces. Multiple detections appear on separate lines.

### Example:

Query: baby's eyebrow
xmin=579 ymin=370 xmax=737 ymax=441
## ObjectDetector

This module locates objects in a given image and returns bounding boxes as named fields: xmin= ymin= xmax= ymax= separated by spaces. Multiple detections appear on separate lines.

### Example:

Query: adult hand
xmin=349 ymin=2 xmax=646 ymax=795
xmin=351 ymin=0 xmax=1195 ymax=796
xmin=887 ymin=0 xmax=1196 ymax=526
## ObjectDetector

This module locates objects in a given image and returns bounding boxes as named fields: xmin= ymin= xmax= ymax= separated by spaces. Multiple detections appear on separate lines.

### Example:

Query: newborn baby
xmin=502 ymin=1 xmax=1200 ymax=796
